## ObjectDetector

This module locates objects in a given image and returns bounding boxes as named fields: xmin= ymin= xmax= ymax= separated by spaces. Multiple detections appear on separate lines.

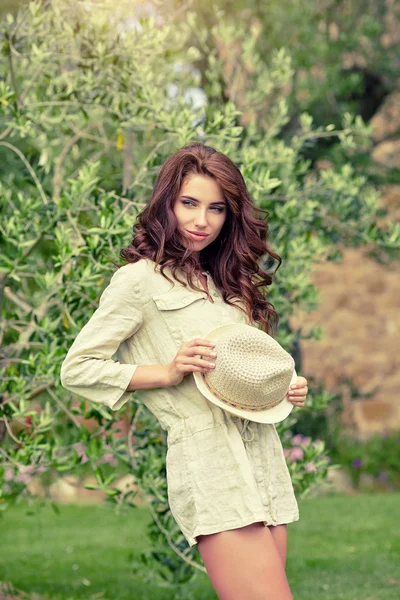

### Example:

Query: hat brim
xmin=193 ymin=323 xmax=296 ymax=424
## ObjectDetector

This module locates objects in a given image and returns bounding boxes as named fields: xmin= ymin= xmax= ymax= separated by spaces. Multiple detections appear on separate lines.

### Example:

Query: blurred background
xmin=1 ymin=1 xmax=399 ymax=599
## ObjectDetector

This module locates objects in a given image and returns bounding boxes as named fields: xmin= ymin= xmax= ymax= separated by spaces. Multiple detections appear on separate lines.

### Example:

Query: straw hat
xmin=193 ymin=323 xmax=297 ymax=424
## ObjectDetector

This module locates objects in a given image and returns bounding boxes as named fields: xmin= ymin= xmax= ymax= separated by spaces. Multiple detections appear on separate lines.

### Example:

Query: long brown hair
xmin=120 ymin=142 xmax=282 ymax=335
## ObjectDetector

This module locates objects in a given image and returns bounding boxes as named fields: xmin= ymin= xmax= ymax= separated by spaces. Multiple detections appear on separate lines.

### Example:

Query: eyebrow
xmin=180 ymin=195 xmax=226 ymax=206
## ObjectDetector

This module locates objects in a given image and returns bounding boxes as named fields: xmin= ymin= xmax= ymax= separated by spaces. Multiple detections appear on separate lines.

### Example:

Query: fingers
xmin=287 ymin=396 xmax=307 ymax=406
xmin=289 ymin=389 xmax=308 ymax=397
xmin=287 ymin=395 xmax=306 ymax=406
xmin=190 ymin=346 xmax=217 ymax=360
xmin=288 ymin=384 xmax=308 ymax=396
xmin=181 ymin=360 xmax=215 ymax=373
xmin=188 ymin=338 xmax=216 ymax=354
xmin=287 ymin=384 xmax=308 ymax=407
xmin=288 ymin=398 xmax=306 ymax=406
xmin=189 ymin=338 xmax=216 ymax=348
xmin=176 ymin=339 xmax=217 ymax=374
xmin=184 ymin=339 xmax=217 ymax=360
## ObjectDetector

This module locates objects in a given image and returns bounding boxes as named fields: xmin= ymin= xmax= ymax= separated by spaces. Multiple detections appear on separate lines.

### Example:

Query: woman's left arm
xmin=286 ymin=376 xmax=308 ymax=408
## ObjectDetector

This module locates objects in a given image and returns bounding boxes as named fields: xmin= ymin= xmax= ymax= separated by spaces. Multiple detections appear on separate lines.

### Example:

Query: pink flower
xmin=4 ymin=468 xmax=14 ymax=482
xmin=291 ymin=434 xmax=304 ymax=446
xmin=302 ymin=436 xmax=312 ymax=447
xmin=283 ymin=448 xmax=291 ymax=458
xmin=289 ymin=447 xmax=304 ymax=462
xmin=304 ymin=462 xmax=317 ymax=473
xmin=19 ymin=465 xmax=35 ymax=475
xmin=13 ymin=465 xmax=35 ymax=485
xmin=101 ymin=453 xmax=118 ymax=466
xmin=73 ymin=442 xmax=88 ymax=464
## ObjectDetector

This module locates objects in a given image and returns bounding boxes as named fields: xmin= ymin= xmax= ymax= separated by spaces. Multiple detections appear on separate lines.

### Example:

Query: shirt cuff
xmin=106 ymin=364 xmax=139 ymax=410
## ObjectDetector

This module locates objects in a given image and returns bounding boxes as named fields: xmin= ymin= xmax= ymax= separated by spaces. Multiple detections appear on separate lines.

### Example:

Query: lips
xmin=187 ymin=230 xmax=209 ymax=238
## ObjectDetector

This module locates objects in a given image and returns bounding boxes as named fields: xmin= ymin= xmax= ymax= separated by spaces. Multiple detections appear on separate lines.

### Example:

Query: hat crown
xmin=202 ymin=325 xmax=294 ymax=412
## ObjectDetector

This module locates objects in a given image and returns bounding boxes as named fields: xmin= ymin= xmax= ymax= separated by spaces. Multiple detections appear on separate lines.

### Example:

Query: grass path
xmin=1 ymin=493 xmax=399 ymax=599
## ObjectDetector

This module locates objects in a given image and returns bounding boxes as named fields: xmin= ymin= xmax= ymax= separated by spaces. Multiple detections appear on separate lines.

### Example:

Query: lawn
xmin=1 ymin=493 xmax=399 ymax=600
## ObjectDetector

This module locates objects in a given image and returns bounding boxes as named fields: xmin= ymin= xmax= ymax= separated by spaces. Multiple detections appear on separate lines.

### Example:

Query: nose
xmin=193 ymin=209 xmax=208 ymax=227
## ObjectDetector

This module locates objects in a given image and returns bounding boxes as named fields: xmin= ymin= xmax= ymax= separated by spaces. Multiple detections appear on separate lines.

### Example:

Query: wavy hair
xmin=119 ymin=142 xmax=282 ymax=335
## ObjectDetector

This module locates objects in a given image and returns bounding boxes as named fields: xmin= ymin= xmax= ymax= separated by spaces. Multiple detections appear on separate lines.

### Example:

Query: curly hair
xmin=119 ymin=142 xmax=282 ymax=336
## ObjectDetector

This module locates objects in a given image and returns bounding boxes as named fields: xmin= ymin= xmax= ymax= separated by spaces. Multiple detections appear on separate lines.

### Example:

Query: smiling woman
xmin=174 ymin=174 xmax=227 ymax=258
xmin=61 ymin=142 xmax=307 ymax=600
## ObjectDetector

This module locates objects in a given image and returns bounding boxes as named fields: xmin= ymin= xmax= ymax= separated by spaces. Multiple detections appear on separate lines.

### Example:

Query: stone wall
xmin=292 ymin=245 xmax=400 ymax=438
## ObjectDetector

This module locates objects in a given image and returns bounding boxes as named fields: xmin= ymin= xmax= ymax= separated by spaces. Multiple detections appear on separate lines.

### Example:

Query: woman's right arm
xmin=126 ymin=364 xmax=171 ymax=391
xmin=60 ymin=264 xmax=145 ymax=410
xmin=127 ymin=338 xmax=217 ymax=391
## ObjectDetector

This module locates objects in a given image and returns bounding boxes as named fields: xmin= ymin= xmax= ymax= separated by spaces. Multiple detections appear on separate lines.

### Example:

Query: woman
xmin=60 ymin=142 xmax=308 ymax=600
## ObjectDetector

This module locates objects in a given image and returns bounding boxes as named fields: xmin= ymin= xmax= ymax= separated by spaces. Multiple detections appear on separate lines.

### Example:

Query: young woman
xmin=61 ymin=142 xmax=308 ymax=600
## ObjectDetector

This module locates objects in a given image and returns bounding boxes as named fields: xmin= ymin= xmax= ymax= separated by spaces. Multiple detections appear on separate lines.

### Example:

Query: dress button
xmin=182 ymin=298 xmax=188 ymax=305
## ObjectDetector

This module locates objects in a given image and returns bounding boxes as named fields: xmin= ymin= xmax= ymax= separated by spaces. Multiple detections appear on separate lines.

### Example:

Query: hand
xmin=286 ymin=376 xmax=308 ymax=408
xmin=165 ymin=338 xmax=217 ymax=387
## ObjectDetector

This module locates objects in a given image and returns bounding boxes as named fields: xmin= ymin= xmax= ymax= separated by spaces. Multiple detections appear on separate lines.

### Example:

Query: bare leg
xmin=197 ymin=522 xmax=293 ymax=600
xmin=268 ymin=524 xmax=288 ymax=568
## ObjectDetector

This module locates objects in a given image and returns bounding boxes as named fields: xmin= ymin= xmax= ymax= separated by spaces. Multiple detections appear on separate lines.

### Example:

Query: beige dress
xmin=60 ymin=258 xmax=299 ymax=546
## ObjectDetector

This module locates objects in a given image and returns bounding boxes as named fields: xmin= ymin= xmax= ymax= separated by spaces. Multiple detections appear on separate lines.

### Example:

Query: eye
xmin=181 ymin=200 xmax=225 ymax=213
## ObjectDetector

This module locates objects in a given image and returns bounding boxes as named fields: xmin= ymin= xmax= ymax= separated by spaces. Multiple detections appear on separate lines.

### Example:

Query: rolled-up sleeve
xmin=60 ymin=264 xmax=144 ymax=410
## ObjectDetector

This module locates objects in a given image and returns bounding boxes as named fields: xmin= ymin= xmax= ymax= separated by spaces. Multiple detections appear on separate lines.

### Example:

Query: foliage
xmin=1 ymin=0 xmax=400 ymax=586
xmin=287 ymin=378 xmax=400 ymax=491
xmin=180 ymin=0 xmax=400 ymax=188
xmin=281 ymin=431 xmax=331 ymax=497
xmin=331 ymin=430 xmax=400 ymax=490
xmin=186 ymin=0 xmax=399 ymax=122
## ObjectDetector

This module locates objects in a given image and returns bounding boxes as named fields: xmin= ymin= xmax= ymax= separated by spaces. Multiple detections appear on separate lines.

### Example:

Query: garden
xmin=1 ymin=0 xmax=400 ymax=598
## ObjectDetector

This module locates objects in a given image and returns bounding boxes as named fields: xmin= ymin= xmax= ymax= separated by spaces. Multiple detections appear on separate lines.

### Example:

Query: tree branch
xmin=0 ymin=142 xmax=48 ymax=205
xmin=46 ymin=386 xmax=81 ymax=429
xmin=148 ymin=503 xmax=206 ymax=574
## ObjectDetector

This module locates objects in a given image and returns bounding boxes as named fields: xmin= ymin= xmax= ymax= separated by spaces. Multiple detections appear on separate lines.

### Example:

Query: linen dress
xmin=60 ymin=258 xmax=299 ymax=547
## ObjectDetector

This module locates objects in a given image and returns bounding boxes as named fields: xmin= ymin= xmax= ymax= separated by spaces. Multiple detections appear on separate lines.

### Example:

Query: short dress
xmin=60 ymin=258 xmax=299 ymax=547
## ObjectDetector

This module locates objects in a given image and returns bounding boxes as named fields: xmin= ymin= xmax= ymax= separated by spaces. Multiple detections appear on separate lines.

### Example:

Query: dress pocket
xmin=152 ymin=288 xmax=207 ymax=345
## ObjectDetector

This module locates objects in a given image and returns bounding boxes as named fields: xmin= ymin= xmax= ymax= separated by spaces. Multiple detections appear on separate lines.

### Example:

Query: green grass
xmin=1 ymin=493 xmax=399 ymax=600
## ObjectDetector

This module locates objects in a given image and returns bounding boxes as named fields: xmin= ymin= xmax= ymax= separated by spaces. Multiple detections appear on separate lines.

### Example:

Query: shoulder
xmin=109 ymin=258 xmax=155 ymax=285
xmin=112 ymin=258 xmax=145 ymax=276
xmin=105 ymin=258 xmax=163 ymax=303
xmin=110 ymin=259 xmax=185 ymax=299
xmin=99 ymin=259 xmax=149 ymax=302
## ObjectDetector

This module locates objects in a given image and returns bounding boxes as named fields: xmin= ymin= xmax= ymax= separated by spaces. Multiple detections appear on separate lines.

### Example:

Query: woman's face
xmin=173 ymin=174 xmax=227 ymax=258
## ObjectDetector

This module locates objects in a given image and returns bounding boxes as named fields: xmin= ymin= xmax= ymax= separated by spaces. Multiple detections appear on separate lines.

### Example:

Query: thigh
xmin=196 ymin=522 xmax=293 ymax=600
xmin=268 ymin=524 xmax=288 ymax=567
